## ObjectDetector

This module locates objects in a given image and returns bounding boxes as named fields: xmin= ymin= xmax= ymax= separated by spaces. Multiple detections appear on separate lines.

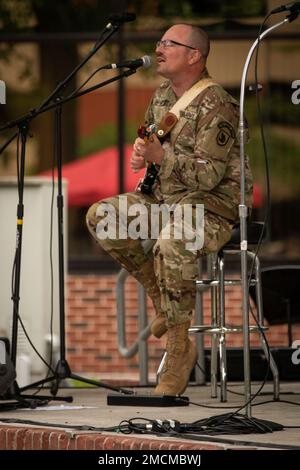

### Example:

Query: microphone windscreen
xmin=142 ymin=55 xmax=152 ymax=68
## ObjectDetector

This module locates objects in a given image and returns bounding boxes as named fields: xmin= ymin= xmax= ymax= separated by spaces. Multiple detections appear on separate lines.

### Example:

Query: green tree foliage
xmin=0 ymin=0 xmax=127 ymax=171
xmin=0 ymin=0 xmax=122 ymax=33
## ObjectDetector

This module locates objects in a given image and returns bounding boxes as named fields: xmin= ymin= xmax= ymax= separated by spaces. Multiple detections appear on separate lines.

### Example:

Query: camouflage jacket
xmin=144 ymin=70 xmax=253 ymax=222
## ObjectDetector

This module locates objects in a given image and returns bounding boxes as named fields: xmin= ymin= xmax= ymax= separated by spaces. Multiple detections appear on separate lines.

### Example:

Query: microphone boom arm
xmin=36 ymin=22 xmax=122 ymax=112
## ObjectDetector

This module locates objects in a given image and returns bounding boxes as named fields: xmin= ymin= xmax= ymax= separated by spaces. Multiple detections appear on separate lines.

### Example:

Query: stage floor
xmin=0 ymin=382 xmax=300 ymax=450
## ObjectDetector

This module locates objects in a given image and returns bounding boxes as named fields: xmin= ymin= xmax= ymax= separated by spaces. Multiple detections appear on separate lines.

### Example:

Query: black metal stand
xmin=0 ymin=15 xmax=137 ymax=408
xmin=19 ymin=100 xmax=132 ymax=397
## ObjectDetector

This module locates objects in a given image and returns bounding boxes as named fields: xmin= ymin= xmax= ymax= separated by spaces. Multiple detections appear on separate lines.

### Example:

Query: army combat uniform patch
xmin=216 ymin=121 xmax=235 ymax=146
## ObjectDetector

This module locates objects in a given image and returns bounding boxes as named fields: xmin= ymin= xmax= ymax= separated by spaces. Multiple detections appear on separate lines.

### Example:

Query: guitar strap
xmin=156 ymin=78 xmax=218 ymax=139
xmin=170 ymin=78 xmax=217 ymax=118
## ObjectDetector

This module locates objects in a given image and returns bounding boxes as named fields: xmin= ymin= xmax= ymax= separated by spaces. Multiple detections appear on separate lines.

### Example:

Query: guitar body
xmin=139 ymin=162 xmax=159 ymax=195
xmin=136 ymin=112 xmax=178 ymax=194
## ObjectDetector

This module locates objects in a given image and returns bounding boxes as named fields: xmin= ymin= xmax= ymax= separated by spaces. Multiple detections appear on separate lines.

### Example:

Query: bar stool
xmin=191 ymin=221 xmax=280 ymax=402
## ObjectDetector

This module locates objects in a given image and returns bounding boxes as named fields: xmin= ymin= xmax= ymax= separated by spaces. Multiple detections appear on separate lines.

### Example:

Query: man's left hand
xmin=133 ymin=134 xmax=164 ymax=165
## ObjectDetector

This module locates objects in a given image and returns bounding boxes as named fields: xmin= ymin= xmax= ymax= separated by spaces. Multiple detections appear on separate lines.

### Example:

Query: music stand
xmin=250 ymin=265 xmax=300 ymax=347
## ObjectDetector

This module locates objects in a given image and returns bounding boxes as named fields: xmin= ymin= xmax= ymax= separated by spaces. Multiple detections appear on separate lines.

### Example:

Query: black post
xmin=117 ymin=27 xmax=125 ymax=194
xmin=50 ymin=102 xmax=71 ymax=392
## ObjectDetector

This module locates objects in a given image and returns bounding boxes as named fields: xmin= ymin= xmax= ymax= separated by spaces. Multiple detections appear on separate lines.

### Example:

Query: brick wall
xmin=0 ymin=426 xmax=226 ymax=450
xmin=66 ymin=273 xmax=300 ymax=379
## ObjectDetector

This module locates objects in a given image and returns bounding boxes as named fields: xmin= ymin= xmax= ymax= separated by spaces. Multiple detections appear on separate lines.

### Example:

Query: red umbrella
xmin=253 ymin=183 xmax=263 ymax=209
xmin=41 ymin=145 xmax=145 ymax=207
xmin=41 ymin=145 xmax=263 ymax=208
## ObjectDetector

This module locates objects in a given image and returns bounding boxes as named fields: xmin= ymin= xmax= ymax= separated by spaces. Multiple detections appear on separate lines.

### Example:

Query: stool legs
xmin=156 ymin=249 xmax=280 ymax=401
xmin=208 ymin=253 xmax=218 ymax=398
xmin=218 ymin=253 xmax=227 ymax=402
xmin=194 ymin=258 xmax=206 ymax=385
xmin=218 ymin=249 xmax=280 ymax=402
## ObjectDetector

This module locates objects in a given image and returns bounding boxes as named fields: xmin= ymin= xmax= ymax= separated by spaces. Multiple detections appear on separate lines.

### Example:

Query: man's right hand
xmin=130 ymin=150 xmax=146 ymax=173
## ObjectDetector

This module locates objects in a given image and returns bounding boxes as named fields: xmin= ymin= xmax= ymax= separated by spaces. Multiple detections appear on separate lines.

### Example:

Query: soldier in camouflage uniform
xmin=86 ymin=24 xmax=253 ymax=396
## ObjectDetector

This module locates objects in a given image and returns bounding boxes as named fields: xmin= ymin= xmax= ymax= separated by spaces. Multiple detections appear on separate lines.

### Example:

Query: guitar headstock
xmin=137 ymin=113 xmax=177 ymax=142
xmin=137 ymin=124 xmax=157 ymax=141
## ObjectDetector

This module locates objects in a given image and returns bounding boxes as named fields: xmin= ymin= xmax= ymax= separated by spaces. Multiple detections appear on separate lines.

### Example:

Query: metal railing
xmin=116 ymin=268 xmax=151 ymax=385
xmin=115 ymin=257 xmax=206 ymax=386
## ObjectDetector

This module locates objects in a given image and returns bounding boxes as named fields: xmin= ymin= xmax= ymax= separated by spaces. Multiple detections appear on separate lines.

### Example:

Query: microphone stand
xmin=0 ymin=17 xmax=137 ymax=408
xmin=18 ymin=68 xmax=137 ymax=398
xmin=239 ymin=12 xmax=298 ymax=417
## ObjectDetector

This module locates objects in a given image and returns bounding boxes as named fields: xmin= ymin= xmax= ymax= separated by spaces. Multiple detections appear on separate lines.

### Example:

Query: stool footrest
xmin=195 ymin=279 xmax=218 ymax=291
xmin=189 ymin=324 xmax=268 ymax=334
xmin=196 ymin=279 xmax=257 ymax=289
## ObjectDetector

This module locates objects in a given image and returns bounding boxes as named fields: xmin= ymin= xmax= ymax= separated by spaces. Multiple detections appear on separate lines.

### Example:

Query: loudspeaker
xmin=0 ymin=337 xmax=16 ymax=396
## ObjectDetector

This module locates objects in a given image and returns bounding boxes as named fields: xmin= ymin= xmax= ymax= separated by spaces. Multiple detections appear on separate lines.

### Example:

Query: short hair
xmin=188 ymin=25 xmax=210 ymax=59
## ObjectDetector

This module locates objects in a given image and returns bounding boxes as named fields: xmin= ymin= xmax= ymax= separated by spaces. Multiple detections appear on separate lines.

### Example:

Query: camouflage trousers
xmin=86 ymin=191 xmax=233 ymax=326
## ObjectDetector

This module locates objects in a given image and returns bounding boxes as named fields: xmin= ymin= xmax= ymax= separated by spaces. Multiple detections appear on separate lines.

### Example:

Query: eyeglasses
xmin=156 ymin=39 xmax=197 ymax=50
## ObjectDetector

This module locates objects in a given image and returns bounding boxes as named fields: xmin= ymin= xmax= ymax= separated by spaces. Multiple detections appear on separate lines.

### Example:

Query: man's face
xmin=156 ymin=25 xmax=196 ymax=79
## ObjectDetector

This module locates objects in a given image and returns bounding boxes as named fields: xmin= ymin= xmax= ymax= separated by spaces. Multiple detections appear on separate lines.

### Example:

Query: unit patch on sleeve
xmin=216 ymin=121 xmax=235 ymax=147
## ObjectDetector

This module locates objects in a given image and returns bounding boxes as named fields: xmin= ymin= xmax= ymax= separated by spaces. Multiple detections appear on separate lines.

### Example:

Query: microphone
xmin=103 ymin=55 xmax=152 ymax=70
xmin=270 ymin=1 xmax=300 ymax=13
xmin=108 ymin=12 xmax=136 ymax=23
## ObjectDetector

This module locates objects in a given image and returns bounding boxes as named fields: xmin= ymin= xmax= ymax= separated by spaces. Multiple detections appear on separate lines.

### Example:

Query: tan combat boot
xmin=150 ymin=312 xmax=167 ymax=338
xmin=153 ymin=320 xmax=198 ymax=396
